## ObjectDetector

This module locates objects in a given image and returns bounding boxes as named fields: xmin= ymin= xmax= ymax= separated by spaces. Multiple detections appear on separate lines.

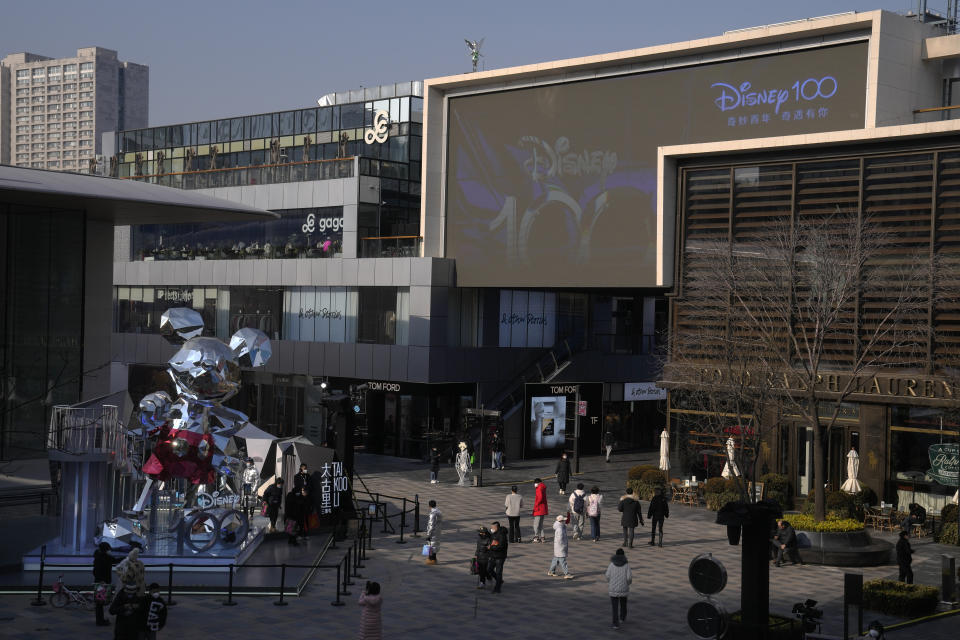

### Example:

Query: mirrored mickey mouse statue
xmin=98 ymin=307 xmax=272 ymax=552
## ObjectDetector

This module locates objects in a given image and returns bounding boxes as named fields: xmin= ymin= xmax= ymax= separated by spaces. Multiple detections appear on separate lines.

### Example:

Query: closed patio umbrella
xmin=721 ymin=437 xmax=740 ymax=478
xmin=659 ymin=430 xmax=671 ymax=472
xmin=840 ymin=447 xmax=862 ymax=493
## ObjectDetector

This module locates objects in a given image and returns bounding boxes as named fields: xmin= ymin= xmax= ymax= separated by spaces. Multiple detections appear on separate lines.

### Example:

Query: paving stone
xmin=1 ymin=451 xmax=957 ymax=639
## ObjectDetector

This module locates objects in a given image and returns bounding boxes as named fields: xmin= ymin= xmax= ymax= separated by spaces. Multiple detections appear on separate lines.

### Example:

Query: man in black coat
xmin=617 ymin=487 xmax=644 ymax=548
xmin=896 ymin=530 xmax=913 ymax=583
xmin=487 ymin=521 xmax=509 ymax=594
xmin=92 ymin=542 xmax=117 ymax=626
xmin=108 ymin=581 xmax=146 ymax=640
xmin=475 ymin=527 xmax=492 ymax=589
xmin=263 ymin=477 xmax=284 ymax=532
xmin=773 ymin=519 xmax=802 ymax=566
xmin=647 ymin=487 xmax=670 ymax=546
xmin=429 ymin=447 xmax=440 ymax=483
xmin=555 ymin=453 xmax=571 ymax=495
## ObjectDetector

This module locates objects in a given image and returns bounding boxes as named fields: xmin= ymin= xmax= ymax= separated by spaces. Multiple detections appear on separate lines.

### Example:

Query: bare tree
xmin=664 ymin=300 xmax=786 ymax=503
xmin=670 ymin=212 xmax=931 ymax=520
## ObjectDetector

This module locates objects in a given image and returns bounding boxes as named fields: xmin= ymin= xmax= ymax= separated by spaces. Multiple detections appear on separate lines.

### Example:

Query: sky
xmin=0 ymin=0 xmax=932 ymax=126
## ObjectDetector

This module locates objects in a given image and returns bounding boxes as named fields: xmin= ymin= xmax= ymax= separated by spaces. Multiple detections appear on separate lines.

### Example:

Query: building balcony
xmin=121 ymin=157 xmax=355 ymax=190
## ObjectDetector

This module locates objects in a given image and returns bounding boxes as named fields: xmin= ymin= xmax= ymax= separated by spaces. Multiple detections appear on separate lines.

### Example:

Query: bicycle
xmin=50 ymin=575 xmax=95 ymax=610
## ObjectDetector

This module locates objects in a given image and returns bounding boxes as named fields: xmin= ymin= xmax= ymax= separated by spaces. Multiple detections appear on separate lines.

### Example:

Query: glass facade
xmin=114 ymin=95 xmax=423 ymax=191
xmin=1 ymin=204 xmax=85 ymax=458
xmin=130 ymin=207 xmax=345 ymax=260
xmin=115 ymin=285 xmax=411 ymax=346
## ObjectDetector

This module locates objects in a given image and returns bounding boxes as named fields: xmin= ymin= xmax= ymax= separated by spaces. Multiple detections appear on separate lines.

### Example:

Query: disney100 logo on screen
xmin=711 ymin=76 xmax=838 ymax=128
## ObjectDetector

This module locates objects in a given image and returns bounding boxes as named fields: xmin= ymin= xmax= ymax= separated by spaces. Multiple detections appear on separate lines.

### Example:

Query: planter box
xmin=796 ymin=530 xmax=892 ymax=566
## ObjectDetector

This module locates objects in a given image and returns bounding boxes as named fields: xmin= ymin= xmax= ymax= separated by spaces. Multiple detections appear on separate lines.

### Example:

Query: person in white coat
xmin=547 ymin=515 xmax=574 ymax=579
xmin=604 ymin=548 xmax=632 ymax=630
xmin=455 ymin=442 xmax=472 ymax=486
xmin=425 ymin=499 xmax=442 ymax=565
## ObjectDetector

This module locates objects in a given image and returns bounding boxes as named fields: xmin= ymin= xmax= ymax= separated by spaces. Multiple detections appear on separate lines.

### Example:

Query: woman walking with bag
xmin=587 ymin=486 xmax=604 ymax=542
xmin=475 ymin=526 xmax=492 ymax=588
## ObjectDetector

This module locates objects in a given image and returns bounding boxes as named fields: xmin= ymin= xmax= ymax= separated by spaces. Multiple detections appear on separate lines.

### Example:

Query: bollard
xmin=368 ymin=509 xmax=375 ymax=550
xmin=396 ymin=497 xmax=407 ymax=544
xmin=223 ymin=564 xmax=238 ymax=606
xmin=330 ymin=564 xmax=344 ymax=606
xmin=354 ymin=535 xmax=364 ymax=571
xmin=274 ymin=564 xmax=289 ymax=606
xmin=329 ymin=512 xmax=338 ymax=549
xmin=166 ymin=563 xmax=177 ymax=606
xmin=31 ymin=545 xmax=46 ymax=606
xmin=412 ymin=494 xmax=420 ymax=537
xmin=360 ymin=511 xmax=368 ymax=560
xmin=344 ymin=548 xmax=354 ymax=586
xmin=340 ymin=555 xmax=352 ymax=596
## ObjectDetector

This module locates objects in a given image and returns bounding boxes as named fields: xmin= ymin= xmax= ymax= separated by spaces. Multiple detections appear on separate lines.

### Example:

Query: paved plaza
xmin=1 ymin=451 xmax=959 ymax=639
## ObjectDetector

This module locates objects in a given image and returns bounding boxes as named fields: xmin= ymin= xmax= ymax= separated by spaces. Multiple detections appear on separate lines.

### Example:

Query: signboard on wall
xmin=927 ymin=443 xmax=959 ymax=486
xmin=624 ymin=382 xmax=667 ymax=401
xmin=524 ymin=383 xmax=602 ymax=456
xmin=498 ymin=290 xmax=557 ymax=347
xmin=445 ymin=42 xmax=869 ymax=288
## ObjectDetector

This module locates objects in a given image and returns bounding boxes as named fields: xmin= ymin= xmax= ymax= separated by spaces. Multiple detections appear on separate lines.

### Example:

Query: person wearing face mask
xmin=143 ymin=582 xmax=167 ymax=640
xmin=241 ymin=457 xmax=259 ymax=516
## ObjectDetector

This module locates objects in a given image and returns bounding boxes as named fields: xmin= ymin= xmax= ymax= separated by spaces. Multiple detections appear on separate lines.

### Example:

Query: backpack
xmin=587 ymin=494 xmax=600 ymax=517
xmin=572 ymin=491 xmax=586 ymax=515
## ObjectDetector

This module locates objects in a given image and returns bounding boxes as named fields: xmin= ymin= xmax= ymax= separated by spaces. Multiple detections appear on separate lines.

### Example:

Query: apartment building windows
xmin=31 ymin=68 xmax=44 ymax=82
xmin=47 ymin=66 xmax=61 ymax=82
xmin=16 ymin=69 xmax=29 ymax=85
xmin=79 ymin=62 xmax=93 ymax=78
xmin=47 ymin=84 xmax=60 ymax=93
xmin=63 ymin=64 xmax=77 ymax=80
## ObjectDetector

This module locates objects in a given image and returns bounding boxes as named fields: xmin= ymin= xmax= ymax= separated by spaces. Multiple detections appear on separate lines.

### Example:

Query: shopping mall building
xmin=109 ymin=9 xmax=960 ymax=505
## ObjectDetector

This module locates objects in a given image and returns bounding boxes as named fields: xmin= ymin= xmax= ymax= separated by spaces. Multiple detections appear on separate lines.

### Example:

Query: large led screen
xmin=445 ymin=43 xmax=868 ymax=287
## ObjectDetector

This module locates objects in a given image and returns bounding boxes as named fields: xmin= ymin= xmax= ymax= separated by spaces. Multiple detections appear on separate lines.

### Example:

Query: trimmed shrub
xmin=851 ymin=486 xmax=878 ymax=518
xmin=626 ymin=469 xmax=667 ymax=500
xmin=704 ymin=478 xmax=741 ymax=510
xmin=937 ymin=522 xmax=959 ymax=546
xmin=627 ymin=464 xmax=660 ymax=480
xmin=789 ymin=514 xmax=864 ymax=532
xmin=760 ymin=473 xmax=792 ymax=511
xmin=862 ymin=579 xmax=939 ymax=617
xmin=727 ymin=612 xmax=802 ymax=640
xmin=941 ymin=503 xmax=958 ymax=525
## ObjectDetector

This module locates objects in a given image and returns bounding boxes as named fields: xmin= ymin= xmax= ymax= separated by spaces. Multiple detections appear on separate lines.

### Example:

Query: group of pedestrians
xmin=90 ymin=545 xmax=168 ymax=639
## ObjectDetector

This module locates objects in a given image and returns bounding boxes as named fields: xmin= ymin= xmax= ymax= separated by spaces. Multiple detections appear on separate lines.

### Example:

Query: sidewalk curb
xmin=886 ymin=605 xmax=960 ymax=632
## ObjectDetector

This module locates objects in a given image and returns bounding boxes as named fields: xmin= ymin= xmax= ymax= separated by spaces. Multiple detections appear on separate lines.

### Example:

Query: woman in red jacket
xmin=532 ymin=478 xmax=549 ymax=542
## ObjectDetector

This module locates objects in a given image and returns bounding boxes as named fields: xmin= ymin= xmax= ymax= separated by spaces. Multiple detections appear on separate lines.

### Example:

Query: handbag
xmin=421 ymin=543 xmax=433 ymax=557
xmin=307 ymin=511 xmax=321 ymax=531
xmin=260 ymin=502 xmax=268 ymax=517
xmin=469 ymin=556 xmax=478 ymax=575
xmin=566 ymin=510 xmax=571 ymax=524
xmin=285 ymin=520 xmax=296 ymax=535
xmin=93 ymin=582 xmax=110 ymax=604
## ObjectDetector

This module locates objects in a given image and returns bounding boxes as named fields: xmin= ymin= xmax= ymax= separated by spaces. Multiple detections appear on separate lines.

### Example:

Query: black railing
xmin=27 ymin=510 xmax=374 ymax=607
